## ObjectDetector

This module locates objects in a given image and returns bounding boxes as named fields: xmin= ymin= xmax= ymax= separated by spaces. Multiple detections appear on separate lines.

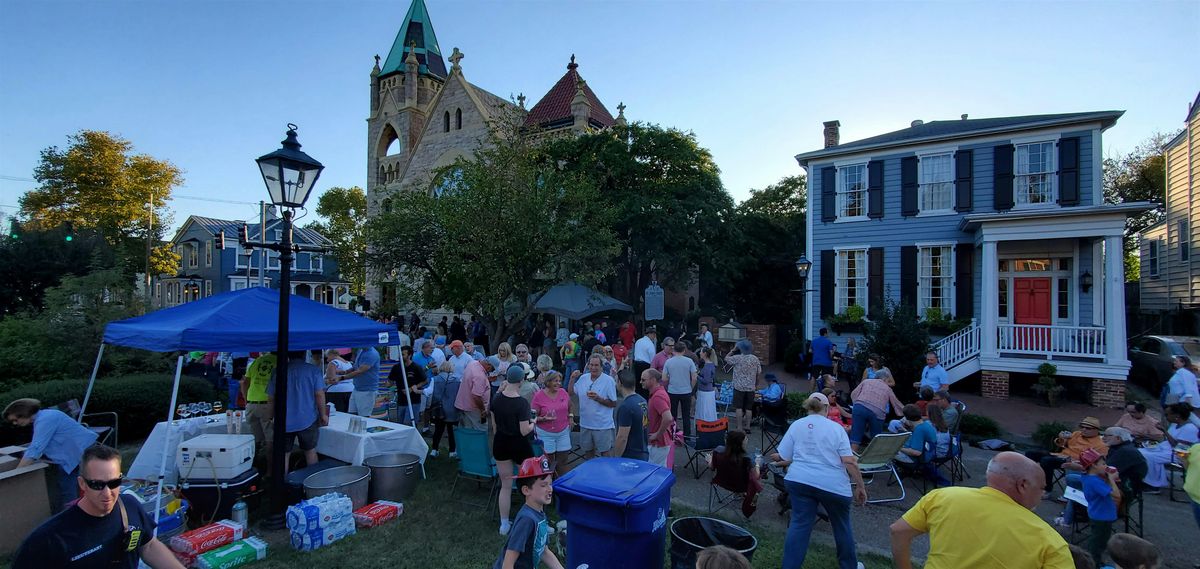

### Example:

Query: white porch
xmin=936 ymin=203 xmax=1152 ymax=383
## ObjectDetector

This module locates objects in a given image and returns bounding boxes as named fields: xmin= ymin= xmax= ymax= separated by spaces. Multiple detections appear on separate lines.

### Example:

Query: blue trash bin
xmin=553 ymin=457 xmax=675 ymax=569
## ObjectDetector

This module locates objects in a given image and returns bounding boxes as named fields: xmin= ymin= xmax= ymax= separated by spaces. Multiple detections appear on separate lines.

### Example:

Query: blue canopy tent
xmin=84 ymin=287 xmax=411 ymax=529
xmin=532 ymin=282 xmax=633 ymax=320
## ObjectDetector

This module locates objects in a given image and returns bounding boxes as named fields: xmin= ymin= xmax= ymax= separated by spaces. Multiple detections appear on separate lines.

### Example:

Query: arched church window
xmin=456 ymin=109 xmax=463 ymax=130
xmin=443 ymin=111 xmax=451 ymax=132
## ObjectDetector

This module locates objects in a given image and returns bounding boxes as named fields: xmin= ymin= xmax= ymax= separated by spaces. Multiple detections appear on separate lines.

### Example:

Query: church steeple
xmin=380 ymin=0 xmax=447 ymax=78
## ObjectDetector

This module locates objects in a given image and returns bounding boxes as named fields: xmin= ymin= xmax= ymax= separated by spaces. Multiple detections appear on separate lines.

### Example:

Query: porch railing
xmin=933 ymin=319 xmax=979 ymax=370
xmin=995 ymin=324 xmax=1106 ymax=358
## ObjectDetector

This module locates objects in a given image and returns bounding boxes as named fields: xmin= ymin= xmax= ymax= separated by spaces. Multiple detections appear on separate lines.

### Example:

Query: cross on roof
xmin=517 ymin=93 xmax=526 ymax=108
xmin=449 ymin=47 xmax=464 ymax=70
xmin=617 ymin=102 xmax=626 ymax=116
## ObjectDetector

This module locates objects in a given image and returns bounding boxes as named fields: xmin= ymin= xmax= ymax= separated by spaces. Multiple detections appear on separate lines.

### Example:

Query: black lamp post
xmin=793 ymin=254 xmax=813 ymax=358
xmin=244 ymin=124 xmax=324 ymax=526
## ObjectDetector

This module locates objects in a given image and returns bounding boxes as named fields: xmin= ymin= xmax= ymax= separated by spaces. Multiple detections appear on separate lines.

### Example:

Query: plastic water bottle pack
xmin=286 ymin=492 xmax=356 ymax=551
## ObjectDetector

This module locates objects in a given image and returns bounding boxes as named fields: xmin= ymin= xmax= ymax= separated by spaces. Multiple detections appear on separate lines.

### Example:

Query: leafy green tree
xmin=1103 ymin=131 xmax=1180 ymax=281
xmin=306 ymin=186 xmax=368 ymax=295
xmin=0 ymin=223 xmax=116 ymax=316
xmin=548 ymin=123 xmax=737 ymax=313
xmin=19 ymin=130 xmax=183 ymax=276
xmin=366 ymin=110 xmax=619 ymax=351
xmin=858 ymin=298 xmax=931 ymax=401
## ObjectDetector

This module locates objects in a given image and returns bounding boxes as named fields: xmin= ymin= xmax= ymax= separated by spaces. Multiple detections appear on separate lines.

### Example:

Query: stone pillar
xmin=742 ymin=324 xmax=776 ymax=366
xmin=982 ymin=370 xmax=1009 ymax=400
xmin=1091 ymin=378 xmax=1126 ymax=408
xmin=1104 ymin=236 xmax=1128 ymax=365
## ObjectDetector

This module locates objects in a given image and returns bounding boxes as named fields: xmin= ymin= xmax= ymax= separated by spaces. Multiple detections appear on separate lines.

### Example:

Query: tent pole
xmin=77 ymin=344 xmax=106 ymax=421
xmin=396 ymin=356 xmax=424 ymax=478
xmin=153 ymin=355 xmax=185 ymax=534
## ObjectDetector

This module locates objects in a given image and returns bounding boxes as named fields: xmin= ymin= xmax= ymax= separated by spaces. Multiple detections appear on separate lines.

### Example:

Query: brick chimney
xmin=823 ymin=120 xmax=840 ymax=148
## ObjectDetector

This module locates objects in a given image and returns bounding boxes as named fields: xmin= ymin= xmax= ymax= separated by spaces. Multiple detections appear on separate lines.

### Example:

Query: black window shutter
xmin=821 ymin=167 xmax=837 ymax=222
xmin=954 ymin=150 xmax=973 ymax=212
xmin=955 ymin=244 xmax=974 ymax=319
xmin=900 ymin=245 xmax=918 ymax=308
xmin=820 ymin=250 xmax=836 ymax=318
xmin=867 ymin=160 xmax=884 ymax=219
xmin=901 ymin=157 xmax=918 ymax=217
xmin=994 ymin=144 xmax=1014 ymax=210
xmin=868 ymin=248 xmax=884 ymax=317
xmin=1058 ymin=137 xmax=1080 ymax=206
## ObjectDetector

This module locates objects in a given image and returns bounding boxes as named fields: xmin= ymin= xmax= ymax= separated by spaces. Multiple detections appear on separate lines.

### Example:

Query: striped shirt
xmin=851 ymin=378 xmax=904 ymax=420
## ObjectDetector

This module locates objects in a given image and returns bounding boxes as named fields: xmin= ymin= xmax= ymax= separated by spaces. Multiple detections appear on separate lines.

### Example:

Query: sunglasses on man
xmin=83 ymin=477 xmax=124 ymax=491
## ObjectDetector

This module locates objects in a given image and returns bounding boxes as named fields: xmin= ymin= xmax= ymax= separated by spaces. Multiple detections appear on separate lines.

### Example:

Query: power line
xmin=0 ymin=175 xmax=36 ymax=182
xmin=171 ymin=194 xmax=259 ymax=205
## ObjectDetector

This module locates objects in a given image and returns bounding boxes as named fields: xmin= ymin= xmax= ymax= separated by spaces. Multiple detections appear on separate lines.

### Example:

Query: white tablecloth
xmin=318 ymin=413 xmax=427 ymax=466
xmin=128 ymin=415 xmax=243 ymax=483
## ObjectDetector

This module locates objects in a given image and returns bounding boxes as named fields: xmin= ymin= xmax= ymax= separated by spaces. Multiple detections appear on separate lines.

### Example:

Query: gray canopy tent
xmin=532 ymin=282 xmax=633 ymax=320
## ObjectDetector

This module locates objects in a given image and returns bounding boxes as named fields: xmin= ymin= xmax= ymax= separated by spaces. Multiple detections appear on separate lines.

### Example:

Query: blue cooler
xmin=553 ymin=457 xmax=675 ymax=569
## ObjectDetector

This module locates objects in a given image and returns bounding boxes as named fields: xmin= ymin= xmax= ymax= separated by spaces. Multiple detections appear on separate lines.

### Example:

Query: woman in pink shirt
xmin=532 ymin=371 xmax=572 ymax=476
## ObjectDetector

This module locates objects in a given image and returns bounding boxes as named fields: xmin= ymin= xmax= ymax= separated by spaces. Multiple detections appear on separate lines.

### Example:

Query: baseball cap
xmin=434 ymin=335 xmax=447 ymax=346
xmin=515 ymin=455 xmax=554 ymax=480
xmin=807 ymin=392 xmax=830 ymax=406
xmin=569 ymin=333 xmax=579 ymax=340
xmin=765 ymin=373 xmax=778 ymax=382
xmin=336 ymin=348 xmax=352 ymax=356
xmin=506 ymin=364 xmax=526 ymax=384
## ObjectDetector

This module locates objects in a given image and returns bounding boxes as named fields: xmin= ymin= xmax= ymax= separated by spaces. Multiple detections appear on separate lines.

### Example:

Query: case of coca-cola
xmin=169 ymin=519 xmax=246 ymax=558
xmin=352 ymin=500 xmax=404 ymax=528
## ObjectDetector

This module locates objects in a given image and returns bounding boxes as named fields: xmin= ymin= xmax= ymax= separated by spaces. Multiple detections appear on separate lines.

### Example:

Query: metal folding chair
xmin=855 ymin=432 xmax=912 ymax=504
xmin=759 ymin=401 xmax=789 ymax=455
xmin=684 ymin=418 xmax=728 ymax=479
xmin=60 ymin=399 xmax=118 ymax=448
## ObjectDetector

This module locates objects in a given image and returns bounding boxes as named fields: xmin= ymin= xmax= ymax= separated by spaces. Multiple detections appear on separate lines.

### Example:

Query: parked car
xmin=1127 ymin=335 xmax=1200 ymax=394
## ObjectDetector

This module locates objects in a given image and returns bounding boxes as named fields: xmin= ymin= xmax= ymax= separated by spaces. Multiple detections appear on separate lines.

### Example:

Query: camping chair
xmin=759 ymin=395 xmax=789 ymax=456
xmin=948 ymin=401 xmax=968 ymax=435
xmin=931 ymin=433 xmax=966 ymax=485
xmin=59 ymin=399 xmax=118 ymax=448
xmin=708 ymin=453 xmax=753 ymax=518
xmin=683 ymin=417 xmax=728 ymax=479
xmin=854 ymin=432 xmax=911 ymax=504
xmin=449 ymin=428 xmax=499 ymax=512
xmin=895 ymin=439 xmax=942 ymax=495
xmin=715 ymin=382 xmax=734 ymax=417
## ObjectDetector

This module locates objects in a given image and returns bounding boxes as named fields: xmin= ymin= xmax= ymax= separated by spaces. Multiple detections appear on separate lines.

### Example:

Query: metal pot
xmin=363 ymin=453 xmax=422 ymax=501
xmin=303 ymin=465 xmax=371 ymax=509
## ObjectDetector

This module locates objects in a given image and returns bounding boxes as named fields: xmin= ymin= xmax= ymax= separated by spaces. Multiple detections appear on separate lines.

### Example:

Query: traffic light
xmin=215 ymin=230 xmax=226 ymax=250
xmin=239 ymin=223 xmax=250 ymax=246
xmin=63 ymin=221 xmax=74 ymax=242
xmin=8 ymin=220 xmax=21 ymax=240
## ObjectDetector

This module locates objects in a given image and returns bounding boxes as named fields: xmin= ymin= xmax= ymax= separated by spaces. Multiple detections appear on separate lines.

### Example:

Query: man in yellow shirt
xmin=890 ymin=452 xmax=1073 ymax=569
xmin=242 ymin=352 xmax=277 ymax=460
xmin=1185 ymin=444 xmax=1200 ymax=530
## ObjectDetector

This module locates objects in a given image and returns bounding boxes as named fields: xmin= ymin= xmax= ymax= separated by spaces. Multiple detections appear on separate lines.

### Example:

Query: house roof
xmin=958 ymin=202 xmax=1156 ymax=232
xmin=524 ymin=56 xmax=614 ymax=130
xmin=181 ymin=215 xmax=332 ymax=247
xmin=796 ymin=111 xmax=1124 ymax=166
xmin=380 ymin=0 xmax=447 ymax=79
xmin=1188 ymin=90 xmax=1200 ymax=123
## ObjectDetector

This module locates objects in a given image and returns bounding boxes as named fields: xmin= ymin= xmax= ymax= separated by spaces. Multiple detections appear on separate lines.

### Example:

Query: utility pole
xmin=144 ymin=192 xmax=153 ymax=311
xmin=258 ymin=200 xmax=266 ymax=287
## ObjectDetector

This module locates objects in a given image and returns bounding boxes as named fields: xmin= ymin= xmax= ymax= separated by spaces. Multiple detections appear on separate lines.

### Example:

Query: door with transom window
xmin=1014 ymin=277 xmax=1051 ymax=350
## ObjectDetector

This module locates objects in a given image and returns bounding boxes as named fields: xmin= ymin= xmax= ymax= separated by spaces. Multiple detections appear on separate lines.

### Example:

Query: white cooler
xmin=176 ymin=434 xmax=255 ymax=480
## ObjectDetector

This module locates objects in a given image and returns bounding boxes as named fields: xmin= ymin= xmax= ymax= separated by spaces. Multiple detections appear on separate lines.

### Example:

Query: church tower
xmin=366 ymin=0 xmax=447 ymax=213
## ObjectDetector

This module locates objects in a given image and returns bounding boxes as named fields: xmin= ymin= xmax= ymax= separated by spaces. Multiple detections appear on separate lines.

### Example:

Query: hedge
xmin=0 ymin=374 xmax=219 ymax=447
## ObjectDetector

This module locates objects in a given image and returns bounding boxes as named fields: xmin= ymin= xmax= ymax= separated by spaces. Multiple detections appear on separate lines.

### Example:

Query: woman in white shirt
xmin=1140 ymin=403 xmax=1199 ymax=488
xmin=769 ymin=393 xmax=868 ymax=569
xmin=324 ymin=349 xmax=355 ymax=412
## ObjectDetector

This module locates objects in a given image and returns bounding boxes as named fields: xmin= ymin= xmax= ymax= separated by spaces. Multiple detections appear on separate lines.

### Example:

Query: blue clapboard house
xmin=796 ymin=112 xmax=1152 ymax=405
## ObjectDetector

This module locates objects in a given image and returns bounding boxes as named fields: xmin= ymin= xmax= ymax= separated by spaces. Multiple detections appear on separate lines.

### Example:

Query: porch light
xmin=1080 ymin=270 xmax=1093 ymax=293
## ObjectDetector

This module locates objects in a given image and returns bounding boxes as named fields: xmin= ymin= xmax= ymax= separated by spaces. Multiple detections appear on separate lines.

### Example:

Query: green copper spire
xmin=380 ymin=0 xmax=447 ymax=78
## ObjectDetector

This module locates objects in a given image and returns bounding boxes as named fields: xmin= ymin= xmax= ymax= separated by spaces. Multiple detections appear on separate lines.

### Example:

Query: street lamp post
xmin=238 ymin=124 xmax=324 ymax=526
xmin=793 ymin=254 xmax=813 ymax=362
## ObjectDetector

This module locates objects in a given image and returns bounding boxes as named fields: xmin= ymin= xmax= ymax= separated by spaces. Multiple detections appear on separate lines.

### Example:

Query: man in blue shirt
xmin=915 ymin=352 xmax=948 ymax=393
xmin=339 ymin=346 xmax=381 ymax=417
xmin=4 ymin=399 xmax=99 ymax=512
xmin=267 ymin=351 xmax=328 ymax=473
xmin=810 ymin=328 xmax=835 ymax=381
xmin=895 ymin=404 xmax=950 ymax=487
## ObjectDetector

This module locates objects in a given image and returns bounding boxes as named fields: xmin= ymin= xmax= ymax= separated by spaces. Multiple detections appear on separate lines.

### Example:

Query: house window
xmin=1057 ymin=278 xmax=1069 ymax=320
xmin=836 ymin=164 xmax=867 ymax=219
xmin=998 ymin=278 xmax=1008 ymax=319
xmin=443 ymin=111 xmax=450 ymax=132
xmin=1180 ymin=220 xmax=1190 ymax=262
xmin=268 ymin=251 xmax=280 ymax=270
xmin=233 ymin=281 xmax=246 ymax=291
xmin=188 ymin=244 xmax=198 ymax=268
xmin=835 ymin=248 xmax=868 ymax=315
xmin=312 ymin=254 xmax=323 ymax=272
xmin=918 ymin=153 xmax=954 ymax=213
xmin=273 ymin=229 xmax=282 ymax=242
xmin=1015 ymin=141 xmax=1056 ymax=206
xmin=204 ymin=280 xmax=212 ymax=298
xmin=205 ymin=240 xmax=213 ymax=267
xmin=1147 ymin=240 xmax=1160 ymax=277
xmin=918 ymin=245 xmax=953 ymax=317
xmin=455 ymin=108 xmax=462 ymax=130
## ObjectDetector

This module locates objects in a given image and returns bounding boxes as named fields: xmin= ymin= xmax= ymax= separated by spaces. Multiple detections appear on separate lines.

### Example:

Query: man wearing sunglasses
xmin=12 ymin=444 xmax=184 ymax=568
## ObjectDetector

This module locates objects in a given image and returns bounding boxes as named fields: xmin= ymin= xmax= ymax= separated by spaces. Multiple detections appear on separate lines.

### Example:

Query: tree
xmin=858 ymin=298 xmax=931 ymax=401
xmin=19 ymin=130 xmax=183 ymax=277
xmin=0 ymin=223 xmax=116 ymax=316
xmin=548 ymin=123 xmax=737 ymax=314
xmin=306 ymin=186 xmax=368 ymax=295
xmin=1103 ymin=131 xmax=1180 ymax=281
xmin=366 ymin=109 xmax=619 ymax=351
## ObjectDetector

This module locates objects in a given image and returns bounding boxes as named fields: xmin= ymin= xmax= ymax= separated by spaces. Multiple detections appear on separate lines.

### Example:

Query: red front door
xmin=1013 ymin=277 xmax=1051 ymax=350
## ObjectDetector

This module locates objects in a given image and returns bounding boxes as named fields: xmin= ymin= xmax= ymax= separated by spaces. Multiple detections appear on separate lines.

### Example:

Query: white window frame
xmin=204 ymin=280 xmax=212 ymax=298
xmin=1014 ymin=140 xmax=1057 ymax=207
xmin=188 ymin=244 xmax=198 ymax=268
xmin=1146 ymin=239 xmax=1160 ymax=277
xmin=834 ymin=247 xmax=868 ymax=315
xmin=1179 ymin=220 xmax=1191 ymax=263
xmin=917 ymin=243 xmax=955 ymax=318
xmin=312 ymin=254 xmax=323 ymax=272
xmin=267 ymin=251 xmax=281 ymax=270
xmin=205 ymin=240 xmax=213 ymax=267
xmin=918 ymin=152 xmax=955 ymax=214
xmin=835 ymin=163 xmax=868 ymax=221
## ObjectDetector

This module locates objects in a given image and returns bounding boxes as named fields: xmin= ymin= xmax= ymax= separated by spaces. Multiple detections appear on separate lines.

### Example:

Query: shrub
xmin=859 ymin=298 xmax=931 ymax=401
xmin=0 ymin=374 xmax=219 ymax=446
xmin=785 ymin=390 xmax=810 ymax=420
xmin=1032 ymin=420 xmax=1073 ymax=451
xmin=959 ymin=413 xmax=1003 ymax=439
xmin=783 ymin=339 xmax=805 ymax=373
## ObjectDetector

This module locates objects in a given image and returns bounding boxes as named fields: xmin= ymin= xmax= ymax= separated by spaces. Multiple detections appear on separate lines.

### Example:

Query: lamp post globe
xmin=795 ymin=255 xmax=812 ymax=281
xmin=256 ymin=124 xmax=324 ymax=209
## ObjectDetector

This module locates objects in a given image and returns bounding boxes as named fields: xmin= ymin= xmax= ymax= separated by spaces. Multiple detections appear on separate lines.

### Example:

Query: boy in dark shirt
xmin=493 ymin=455 xmax=564 ymax=569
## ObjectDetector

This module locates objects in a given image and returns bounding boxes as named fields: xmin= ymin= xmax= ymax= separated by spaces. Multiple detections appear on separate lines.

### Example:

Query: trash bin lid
xmin=553 ymin=458 xmax=675 ymax=507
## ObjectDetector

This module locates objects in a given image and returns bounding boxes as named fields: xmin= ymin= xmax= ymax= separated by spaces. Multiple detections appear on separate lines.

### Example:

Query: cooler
xmin=176 ymin=434 xmax=255 ymax=480
xmin=552 ymin=457 xmax=675 ymax=569
xmin=285 ymin=458 xmax=348 ymax=505
xmin=180 ymin=468 xmax=258 ymax=527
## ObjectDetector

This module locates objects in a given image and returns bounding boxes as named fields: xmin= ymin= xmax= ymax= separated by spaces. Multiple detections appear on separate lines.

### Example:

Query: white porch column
xmin=1104 ymin=236 xmax=1128 ymax=364
xmin=981 ymin=240 xmax=998 ymax=357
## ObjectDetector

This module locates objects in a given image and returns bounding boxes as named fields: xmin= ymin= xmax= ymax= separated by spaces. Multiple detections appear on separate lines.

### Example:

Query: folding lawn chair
xmin=708 ymin=454 xmax=753 ymax=518
xmin=715 ymin=382 xmax=734 ymax=417
xmin=60 ymin=399 xmax=118 ymax=448
xmin=449 ymin=428 xmax=499 ymax=512
xmin=855 ymin=432 xmax=911 ymax=504
xmin=683 ymin=417 xmax=728 ymax=479
xmin=759 ymin=397 xmax=789 ymax=456
xmin=932 ymin=432 xmax=967 ymax=485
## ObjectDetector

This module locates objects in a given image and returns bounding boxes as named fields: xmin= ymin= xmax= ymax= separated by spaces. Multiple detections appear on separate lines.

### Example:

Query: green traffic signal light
xmin=65 ymin=235 xmax=73 ymax=242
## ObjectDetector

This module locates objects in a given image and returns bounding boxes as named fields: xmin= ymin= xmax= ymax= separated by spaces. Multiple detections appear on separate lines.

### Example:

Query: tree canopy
xmin=306 ymin=186 xmax=368 ymax=295
xmin=1103 ymin=130 xmax=1180 ymax=280
xmin=366 ymin=110 xmax=619 ymax=350
xmin=19 ymin=130 xmax=182 ymax=276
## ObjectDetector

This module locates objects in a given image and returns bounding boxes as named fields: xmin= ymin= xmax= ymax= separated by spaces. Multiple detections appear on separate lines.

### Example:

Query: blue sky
xmin=1 ymin=0 xmax=1196 ymax=231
